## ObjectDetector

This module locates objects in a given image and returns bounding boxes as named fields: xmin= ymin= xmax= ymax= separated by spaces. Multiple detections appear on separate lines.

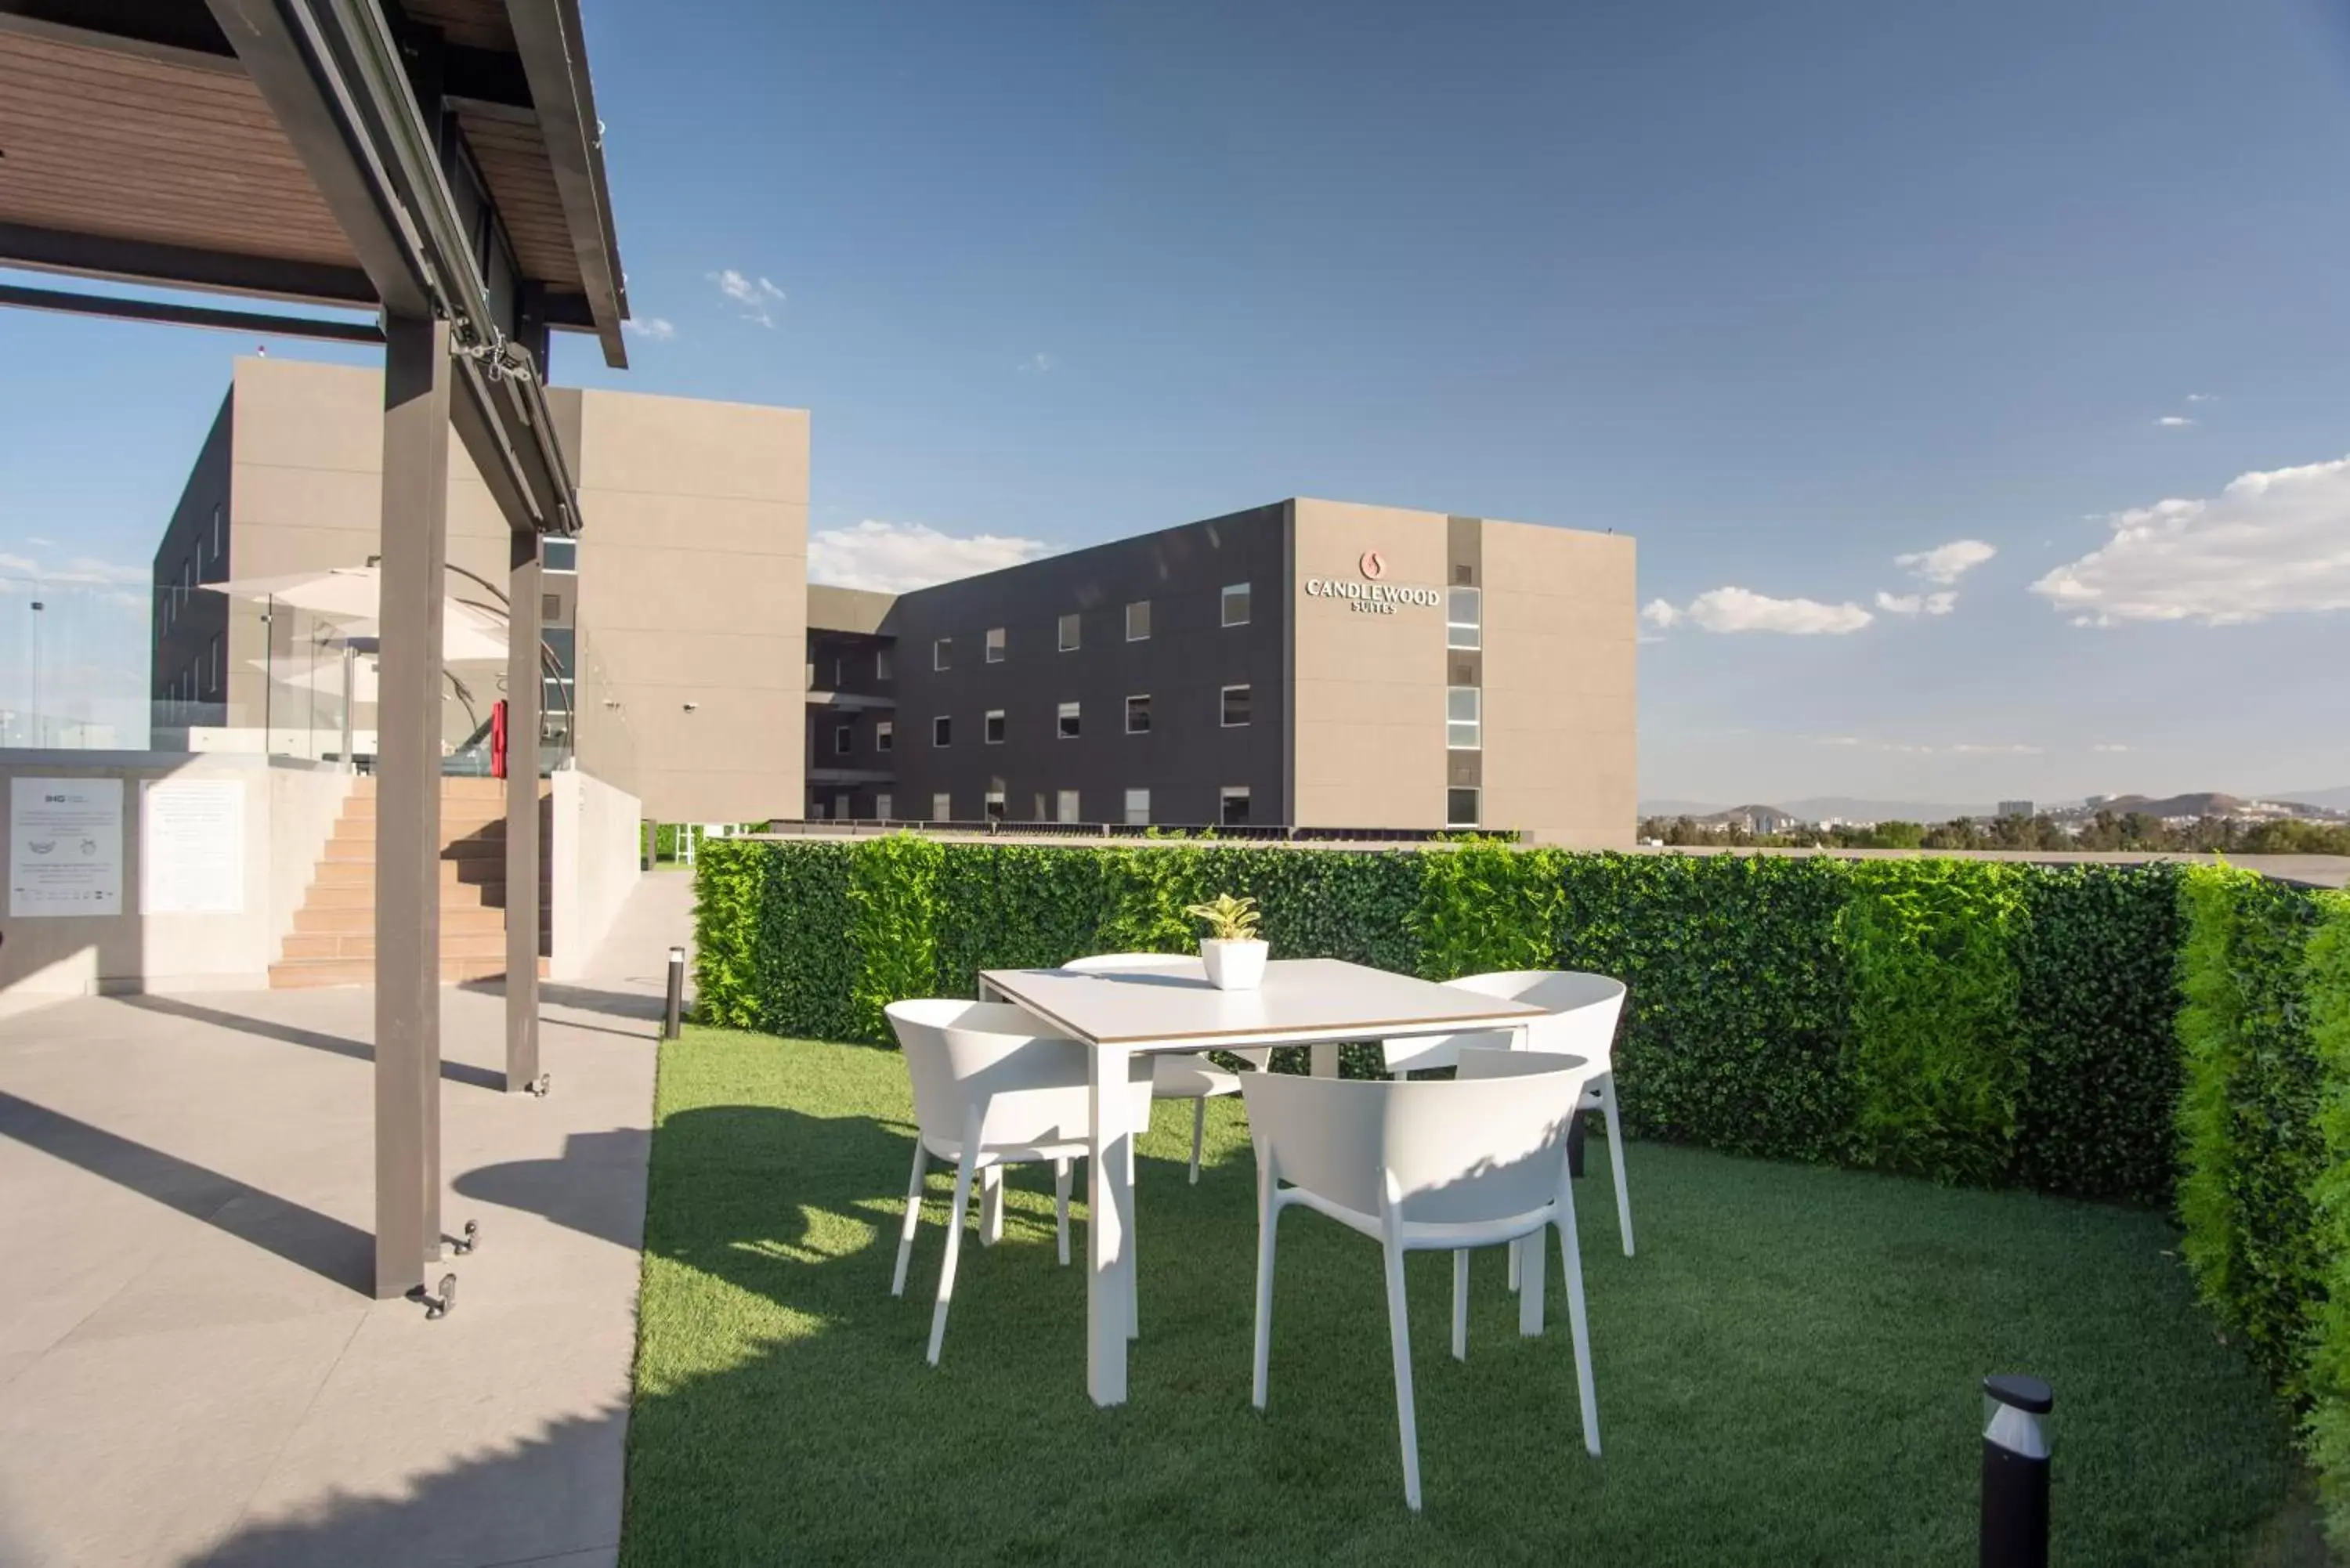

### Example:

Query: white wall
xmin=550 ymin=767 xmax=642 ymax=980
xmin=0 ymin=752 xmax=349 ymax=1013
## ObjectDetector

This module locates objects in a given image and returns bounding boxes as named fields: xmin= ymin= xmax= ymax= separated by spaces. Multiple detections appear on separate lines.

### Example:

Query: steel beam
xmin=0 ymin=222 xmax=378 ymax=308
xmin=0 ymin=282 xmax=383 ymax=343
xmin=504 ymin=529 xmax=543 ymax=1092
xmin=374 ymin=312 xmax=450 ymax=1299
xmin=507 ymin=0 xmax=629 ymax=367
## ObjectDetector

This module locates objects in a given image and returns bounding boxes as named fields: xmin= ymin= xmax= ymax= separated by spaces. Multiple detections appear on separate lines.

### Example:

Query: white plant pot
xmin=1200 ymin=938 xmax=1268 ymax=992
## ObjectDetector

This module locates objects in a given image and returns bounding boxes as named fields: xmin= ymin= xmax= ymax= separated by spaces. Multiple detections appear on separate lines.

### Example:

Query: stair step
xmin=292 ymin=904 xmax=512 ymax=936
xmin=268 ymin=955 xmax=551 ymax=989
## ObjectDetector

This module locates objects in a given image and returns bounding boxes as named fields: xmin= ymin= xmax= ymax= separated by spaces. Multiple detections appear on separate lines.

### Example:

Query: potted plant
xmin=1184 ymin=893 xmax=1268 ymax=991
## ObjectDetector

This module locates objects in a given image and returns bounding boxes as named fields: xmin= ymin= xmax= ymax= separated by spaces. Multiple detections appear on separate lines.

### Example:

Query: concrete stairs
xmin=270 ymin=777 xmax=552 ymax=988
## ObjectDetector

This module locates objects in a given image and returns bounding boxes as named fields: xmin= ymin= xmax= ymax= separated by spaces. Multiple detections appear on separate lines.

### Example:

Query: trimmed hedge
xmin=693 ymin=836 xmax=2187 ymax=1200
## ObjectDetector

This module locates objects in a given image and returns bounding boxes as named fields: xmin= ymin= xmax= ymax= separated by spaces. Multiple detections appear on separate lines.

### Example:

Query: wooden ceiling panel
xmin=402 ymin=0 xmax=515 ymax=54
xmin=0 ymin=31 xmax=354 ymax=267
xmin=460 ymin=110 xmax=580 ymax=289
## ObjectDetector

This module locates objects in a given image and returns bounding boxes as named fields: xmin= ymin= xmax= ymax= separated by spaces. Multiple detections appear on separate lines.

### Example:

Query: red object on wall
xmin=490 ymin=699 xmax=509 ymax=780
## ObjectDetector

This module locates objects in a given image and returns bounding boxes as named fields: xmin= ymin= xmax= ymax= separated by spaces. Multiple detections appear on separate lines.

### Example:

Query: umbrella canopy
xmin=212 ymin=566 xmax=510 ymax=663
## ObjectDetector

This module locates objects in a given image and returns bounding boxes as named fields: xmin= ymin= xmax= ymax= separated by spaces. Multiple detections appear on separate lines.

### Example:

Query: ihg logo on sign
xmin=1301 ymin=551 xmax=1441 ymax=616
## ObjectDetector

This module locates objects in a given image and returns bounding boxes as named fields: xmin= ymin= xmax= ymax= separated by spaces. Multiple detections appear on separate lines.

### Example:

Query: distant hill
xmin=1639 ymin=797 xmax=1994 ymax=825
xmin=2086 ymin=791 xmax=2344 ymax=820
xmin=2276 ymin=786 xmax=2350 ymax=812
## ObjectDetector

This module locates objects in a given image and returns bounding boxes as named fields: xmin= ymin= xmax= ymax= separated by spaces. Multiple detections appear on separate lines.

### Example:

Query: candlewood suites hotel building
xmin=808 ymin=498 xmax=1636 ymax=847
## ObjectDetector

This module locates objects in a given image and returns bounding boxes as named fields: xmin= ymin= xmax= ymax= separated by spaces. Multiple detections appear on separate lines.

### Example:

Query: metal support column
xmin=505 ymin=526 xmax=543 ymax=1092
xmin=374 ymin=313 xmax=451 ymax=1299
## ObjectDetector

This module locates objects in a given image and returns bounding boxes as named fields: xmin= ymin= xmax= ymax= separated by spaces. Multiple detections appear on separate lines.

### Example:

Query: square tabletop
xmin=979 ymin=957 xmax=1549 ymax=1052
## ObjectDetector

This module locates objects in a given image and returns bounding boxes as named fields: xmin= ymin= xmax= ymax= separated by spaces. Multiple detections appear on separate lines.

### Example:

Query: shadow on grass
xmin=199 ymin=1032 xmax=2328 ymax=1567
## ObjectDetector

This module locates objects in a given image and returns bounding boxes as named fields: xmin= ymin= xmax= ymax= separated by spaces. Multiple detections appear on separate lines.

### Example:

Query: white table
xmin=977 ymin=956 xmax=1550 ymax=1407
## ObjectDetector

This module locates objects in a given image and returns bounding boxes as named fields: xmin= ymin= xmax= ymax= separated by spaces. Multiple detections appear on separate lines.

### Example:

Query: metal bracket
xmin=450 ymin=1219 xmax=479 ymax=1255
xmin=410 ymin=1274 xmax=458 ymax=1319
xmin=526 ymin=1072 xmax=551 ymax=1099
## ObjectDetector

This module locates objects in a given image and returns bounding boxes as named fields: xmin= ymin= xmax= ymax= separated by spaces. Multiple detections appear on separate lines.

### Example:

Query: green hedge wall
xmin=692 ymin=836 xmax=2190 ymax=1200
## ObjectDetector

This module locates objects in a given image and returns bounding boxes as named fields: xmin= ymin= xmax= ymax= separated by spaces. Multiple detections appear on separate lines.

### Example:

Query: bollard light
xmin=1979 ymin=1372 xmax=2052 ymax=1568
xmin=664 ymin=945 xmax=686 ymax=1040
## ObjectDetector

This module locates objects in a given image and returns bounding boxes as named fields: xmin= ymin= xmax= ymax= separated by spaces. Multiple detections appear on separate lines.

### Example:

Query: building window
xmin=931 ymin=793 xmax=952 ymax=822
xmin=210 ymin=504 xmax=222 ymax=569
xmin=1126 ymin=695 xmax=1151 ymax=734
xmin=542 ymin=592 xmax=562 ymax=623
xmin=1448 ymin=587 xmax=1483 ymax=650
xmin=876 ymin=719 xmax=894 ymax=753
xmin=1447 ymin=787 xmax=1480 ymax=828
xmin=1056 ymin=789 xmax=1081 ymax=823
xmin=834 ymin=791 xmax=851 ymax=820
xmin=933 ymin=638 xmax=952 ymax=671
xmin=985 ymin=709 xmax=1006 ymax=744
xmin=933 ymin=715 xmax=952 ymax=747
xmin=1220 ymin=786 xmax=1252 ymax=826
xmin=542 ymin=537 xmax=578 ymax=573
xmin=1221 ymin=684 xmax=1252 ymax=728
xmin=985 ymin=786 xmax=1006 ymax=821
xmin=1058 ymin=701 xmax=1081 ymax=739
xmin=1126 ymin=600 xmax=1151 ymax=641
xmin=833 ymin=656 xmax=846 ymax=688
xmin=1447 ymin=687 xmax=1481 ymax=750
xmin=1058 ymin=612 xmax=1080 ymax=652
xmin=985 ymin=627 xmax=1006 ymax=663
xmin=809 ymin=800 xmax=826 ymax=821
xmin=877 ymin=646 xmax=894 ymax=681
xmin=833 ymin=724 xmax=853 ymax=756
xmin=208 ymin=634 xmax=222 ymax=696
xmin=1222 ymin=582 xmax=1250 ymax=627
xmin=1124 ymin=788 xmax=1150 ymax=826
xmin=876 ymin=792 xmax=893 ymax=819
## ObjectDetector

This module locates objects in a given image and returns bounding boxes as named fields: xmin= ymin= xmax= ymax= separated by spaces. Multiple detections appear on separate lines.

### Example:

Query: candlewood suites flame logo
xmin=1359 ymin=551 xmax=1386 ymax=580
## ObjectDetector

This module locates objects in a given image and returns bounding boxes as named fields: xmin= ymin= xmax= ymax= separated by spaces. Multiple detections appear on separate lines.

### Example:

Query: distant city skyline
xmin=5 ymin=0 xmax=2349 ymax=804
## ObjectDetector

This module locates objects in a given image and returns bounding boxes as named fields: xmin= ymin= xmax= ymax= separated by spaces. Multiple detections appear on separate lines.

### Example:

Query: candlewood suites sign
xmin=1301 ymin=550 xmax=1440 ymax=616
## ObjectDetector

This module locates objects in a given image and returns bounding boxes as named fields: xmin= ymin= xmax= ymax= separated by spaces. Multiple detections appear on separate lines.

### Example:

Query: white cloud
xmin=2093 ymin=742 xmax=2131 ymax=753
xmin=0 ymin=551 xmax=148 ymax=587
xmin=808 ymin=520 xmax=1054 ymax=595
xmin=2031 ymin=454 xmax=2350 ymax=626
xmin=1816 ymin=735 xmax=2041 ymax=757
xmin=1017 ymin=352 xmax=1054 ymax=374
xmin=25 ymin=536 xmax=54 ymax=547
xmin=623 ymin=316 xmax=677 ymax=342
xmin=1874 ymin=590 xmax=1957 ymax=616
xmin=1640 ymin=598 xmax=1680 ymax=630
xmin=1643 ymin=586 xmax=1871 ymax=635
xmin=707 ymin=269 xmax=786 ymax=327
xmin=2154 ymin=415 xmax=2194 ymax=428
xmin=1893 ymin=539 xmax=1997 ymax=585
xmin=2186 ymin=392 xmax=2216 ymax=404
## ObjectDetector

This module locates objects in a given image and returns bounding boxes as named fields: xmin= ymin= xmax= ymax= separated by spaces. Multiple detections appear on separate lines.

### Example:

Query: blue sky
xmin=5 ymin=0 xmax=2349 ymax=802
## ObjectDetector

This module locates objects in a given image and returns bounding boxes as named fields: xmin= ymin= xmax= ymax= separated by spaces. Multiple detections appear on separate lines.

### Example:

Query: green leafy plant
xmin=1184 ymin=891 xmax=1263 ymax=942
xmin=2294 ymin=892 xmax=2350 ymax=1548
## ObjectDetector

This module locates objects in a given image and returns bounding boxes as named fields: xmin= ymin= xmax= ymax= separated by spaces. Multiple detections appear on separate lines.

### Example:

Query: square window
xmin=877 ymin=646 xmax=894 ymax=681
xmin=1221 ymin=685 xmax=1252 ymax=727
xmin=877 ymin=720 xmax=894 ymax=753
xmin=985 ymin=709 xmax=1006 ymax=744
xmin=833 ymin=724 xmax=852 ymax=755
xmin=876 ymin=792 xmax=893 ymax=819
xmin=1220 ymin=786 xmax=1252 ymax=827
xmin=1124 ymin=788 xmax=1150 ymax=826
xmin=541 ymin=591 xmax=562 ymax=623
xmin=1126 ymin=695 xmax=1151 ymax=734
xmin=933 ymin=638 xmax=952 ymax=671
xmin=1447 ymin=686 xmax=1481 ymax=750
xmin=1058 ymin=612 xmax=1080 ymax=652
xmin=932 ymin=715 xmax=952 ymax=747
xmin=1126 ymin=600 xmax=1151 ymax=641
xmin=1058 ymin=701 xmax=1080 ymax=739
xmin=1447 ymin=587 xmax=1483 ymax=651
xmin=1222 ymin=582 xmax=1251 ymax=627
xmin=542 ymin=537 xmax=578 ymax=573
xmin=985 ymin=627 xmax=1006 ymax=663
xmin=1056 ymin=789 xmax=1081 ymax=823
xmin=931 ymin=793 xmax=953 ymax=822
xmin=1447 ymin=787 xmax=1480 ymax=828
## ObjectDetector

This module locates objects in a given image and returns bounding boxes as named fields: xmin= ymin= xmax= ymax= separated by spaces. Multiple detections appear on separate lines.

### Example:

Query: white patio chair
xmin=1061 ymin=952 xmax=1271 ymax=1183
xmin=884 ymin=999 xmax=1154 ymax=1365
xmin=1380 ymin=970 xmax=1635 ymax=1256
xmin=1242 ymin=1047 xmax=1604 ymax=1511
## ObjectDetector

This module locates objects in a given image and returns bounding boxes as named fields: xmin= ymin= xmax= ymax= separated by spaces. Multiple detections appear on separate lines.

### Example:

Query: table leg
xmin=1310 ymin=1042 xmax=1341 ymax=1078
xmin=1088 ymin=1042 xmax=1134 ymax=1406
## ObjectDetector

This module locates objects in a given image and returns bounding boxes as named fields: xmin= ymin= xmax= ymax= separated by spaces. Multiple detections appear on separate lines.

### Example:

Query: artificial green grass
xmin=621 ymin=1027 xmax=2319 ymax=1566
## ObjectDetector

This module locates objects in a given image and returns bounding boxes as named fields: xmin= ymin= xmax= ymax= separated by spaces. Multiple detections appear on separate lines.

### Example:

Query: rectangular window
xmin=834 ymin=792 xmax=851 ymax=821
xmin=1448 ymin=587 xmax=1483 ymax=651
xmin=877 ymin=646 xmax=893 ymax=680
xmin=1448 ymin=686 xmax=1482 ymax=750
xmin=985 ymin=786 xmax=1006 ymax=821
xmin=809 ymin=800 xmax=825 ymax=821
xmin=932 ymin=715 xmax=951 ymax=747
xmin=1220 ymin=786 xmax=1252 ymax=827
xmin=876 ymin=792 xmax=893 ymax=819
xmin=985 ymin=709 xmax=1006 ymax=744
xmin=931 ymin=793 xmax=952 ymax=822
xmin=1126 ymin=695 xmax=1151 ymax=734
xmin=1058 ymin=612 xmax=1080 ymax=652
xmin=1056 ymin=789 xmax=1081 ymax=823
xmin=208 ymin=634 xmax=221 ymax=695
xmin=1221 ymin=684 xmax=1252 ymax=728
xmin=1222 ymin=582 xmax=1251 ymax=627
xmin=1126 ymin=600 xmax=1151 ymax=641
xmin=1058 ymin=701 xmax=1081 ymax=739
xmin=1124 ymin=788 xmax=1150 ymax=826
xmin=833 ymin=656 xmax=845 ymax=688
xmin=1447 ymin=787 xmax=1480 ymax=828
xmin=542 ymin=538 xmax=578 ymax=573
xmin=541 ymin=592 xmax=562 ymax=624
xmin=876 ymin=719 xmax=894 ymax=753
xmin=985 ymin=627 xmax=1006 ymax=663
xmin=833 ymin=724 xmax=853 ymax=756
xmin=933 ymin=638 xmax=952 ymax=671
